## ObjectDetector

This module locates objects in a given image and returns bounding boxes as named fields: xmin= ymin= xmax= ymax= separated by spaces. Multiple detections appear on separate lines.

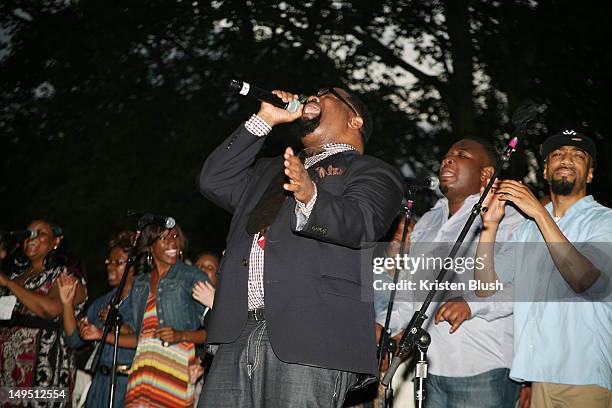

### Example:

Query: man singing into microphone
xmin=378 ymin=138 xmax=526 ymax=407
xmin=197 ymin=86 xmax=403 ymax=406
xmin=475 ymin=130 xmax=612 ymax=406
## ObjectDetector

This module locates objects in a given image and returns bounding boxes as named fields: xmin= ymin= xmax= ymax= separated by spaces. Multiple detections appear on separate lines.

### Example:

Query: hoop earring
xmin=179 ymin=250 xmax=184 ymax=260
xmin=146 ymin=252 xmax=153 ymax=266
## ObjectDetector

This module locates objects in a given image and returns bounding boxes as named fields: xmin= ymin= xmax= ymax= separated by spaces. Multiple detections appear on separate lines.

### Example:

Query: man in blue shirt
xmin=476 ymin=130 xmax=612 ymax=407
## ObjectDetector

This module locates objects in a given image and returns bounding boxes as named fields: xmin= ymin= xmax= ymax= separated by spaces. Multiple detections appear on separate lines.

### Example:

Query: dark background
xmin=2 ymin=0 xmax=611 ymax=298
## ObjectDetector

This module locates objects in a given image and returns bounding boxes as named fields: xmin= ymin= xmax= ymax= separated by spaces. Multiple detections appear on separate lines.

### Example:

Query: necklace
xmin=118 ymin=290 xmax=132 ymax=307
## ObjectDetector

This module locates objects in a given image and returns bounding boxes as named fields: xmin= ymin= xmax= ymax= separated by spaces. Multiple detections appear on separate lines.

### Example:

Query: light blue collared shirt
xmin=495 ymin=195 xmax=612 ymax=390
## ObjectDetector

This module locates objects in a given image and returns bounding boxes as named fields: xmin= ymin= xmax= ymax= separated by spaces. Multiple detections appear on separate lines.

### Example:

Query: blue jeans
xmin=198 ymin=318 xmax=357 ymax=407
xmin=425 ymin=368 xmax=519 ymax=408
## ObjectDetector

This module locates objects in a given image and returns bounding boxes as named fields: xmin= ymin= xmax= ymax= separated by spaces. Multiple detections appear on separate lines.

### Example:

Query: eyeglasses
xmin=316 ymin=87 xmax=359 ymax=116
xmin=105 ymin=259 xmax=127 ymax=266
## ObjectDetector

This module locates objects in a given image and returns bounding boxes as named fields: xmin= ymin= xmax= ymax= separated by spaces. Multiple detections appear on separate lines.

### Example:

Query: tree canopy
xmin=2 ymin=0 xmax=610 ymax=296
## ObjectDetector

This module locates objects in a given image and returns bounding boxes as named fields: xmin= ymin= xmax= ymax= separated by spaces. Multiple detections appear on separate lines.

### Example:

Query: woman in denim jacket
xmin=102 ymin=222 xmax=209 ymax=407
xmin=59 ymin=231 xmax=136 ymax=408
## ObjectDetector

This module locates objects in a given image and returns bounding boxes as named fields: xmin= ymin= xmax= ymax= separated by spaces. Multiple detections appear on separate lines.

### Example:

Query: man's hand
xmin=256 ymin=90 xmax=303 ymax=127
xmin=494 ymin=180 xmax=546 ymax=220
xmin=283 ymin=147 xmax=315 ymax=204
xmin=434 ymin=298 xmax=471 ymax=334
xmin=480 ymin=181 xmax=506 ymax=225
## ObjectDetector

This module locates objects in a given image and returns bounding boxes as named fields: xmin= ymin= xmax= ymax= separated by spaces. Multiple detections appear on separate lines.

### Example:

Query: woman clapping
xmin=0 ymin=220 xmax=87 ymax=407
xmin=58 ymin=231 xmax=136 ymax=408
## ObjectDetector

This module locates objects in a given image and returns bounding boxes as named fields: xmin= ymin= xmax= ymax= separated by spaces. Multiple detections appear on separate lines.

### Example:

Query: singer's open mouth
xmin=439 ymin=166 xmax=456 ymax=179
xmin=302 ymin=101 xmax=321 ymax=120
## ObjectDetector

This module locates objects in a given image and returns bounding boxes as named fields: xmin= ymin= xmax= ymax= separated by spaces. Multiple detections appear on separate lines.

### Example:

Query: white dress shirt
xmin=376 ymin=193 xmax=525 ymax=377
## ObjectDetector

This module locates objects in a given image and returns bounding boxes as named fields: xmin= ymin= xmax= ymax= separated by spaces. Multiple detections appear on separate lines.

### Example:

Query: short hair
xmin=343 ymin=89 xmax=373 ymax=144
xmin=196 ymin=250 xmax=220 ymax=263
xmin=463 ymin=137 xmax=500 ymax=170
xmin=108 ymin=231 xmax=136 ymax=254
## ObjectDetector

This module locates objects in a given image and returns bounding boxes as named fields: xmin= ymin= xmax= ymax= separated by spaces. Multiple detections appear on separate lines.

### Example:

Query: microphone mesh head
xmin=511 ymin=104 xmax=538 ymax=127
xmin=286 ymin=99 xmax=302 ymax=113
xmin=165 ymin=217 xmax=176 ymax=229
xmin=228 ymin=79 xmax=241 ymax=92
xmin=428 ymin=176 xmax=440 ymax=191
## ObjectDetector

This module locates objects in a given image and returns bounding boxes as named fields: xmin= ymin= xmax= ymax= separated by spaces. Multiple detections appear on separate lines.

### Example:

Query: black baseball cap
xmin=541 ymin=130 xmax=597 ymax=167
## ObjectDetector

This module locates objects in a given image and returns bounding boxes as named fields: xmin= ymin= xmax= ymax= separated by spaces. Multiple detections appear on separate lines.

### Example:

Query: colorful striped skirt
xmin=125 ymin=292 xmax=195 ymax=407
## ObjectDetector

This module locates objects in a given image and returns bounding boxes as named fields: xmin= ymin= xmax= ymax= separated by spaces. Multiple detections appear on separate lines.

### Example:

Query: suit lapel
xmin=244 ymin=158 xmax=284 ymax=214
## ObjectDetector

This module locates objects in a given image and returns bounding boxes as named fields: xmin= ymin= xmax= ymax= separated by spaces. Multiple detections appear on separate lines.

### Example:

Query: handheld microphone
xmin=0 ymin=229 xmax=39 ymax=241
xmin=127 ymin=210 xmax=176 ymax=229
xmin=228 ymin=79 xmax=306 ymax=113
xmin=405 ymin=176 xmax=440 ymax=191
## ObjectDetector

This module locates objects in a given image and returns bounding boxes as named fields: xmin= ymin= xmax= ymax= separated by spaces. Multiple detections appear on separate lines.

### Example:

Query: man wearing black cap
xmin=474 ymin=130 xmax=612 ymax=406
xmin=198 ymin=87 xmax=403 ymax=407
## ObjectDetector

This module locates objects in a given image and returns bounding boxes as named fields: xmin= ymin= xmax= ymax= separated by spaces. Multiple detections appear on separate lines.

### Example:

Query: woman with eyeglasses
xmin=82 ymin=223 xmax=210 ymax=407
xmin=58 ymin=231 xmax=136 ymax=407
xmin=0 ymin=219 xmax=87 ymax=407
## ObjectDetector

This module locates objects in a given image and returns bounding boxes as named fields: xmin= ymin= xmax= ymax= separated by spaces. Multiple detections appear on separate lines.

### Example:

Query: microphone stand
xmin=413 ymin=328 xmax=431 ymax=408
xmin=377 ymin=193 xmax=415 ymax=408
xmin=381 ymin=136 xmax=521 ymax=405
xmin=90 ymin=220 xmax=144 ymax=408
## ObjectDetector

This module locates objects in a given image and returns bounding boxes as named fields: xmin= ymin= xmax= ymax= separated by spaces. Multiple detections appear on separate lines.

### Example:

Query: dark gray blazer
xmin=198 ymin=124 xmax=404 ymax=375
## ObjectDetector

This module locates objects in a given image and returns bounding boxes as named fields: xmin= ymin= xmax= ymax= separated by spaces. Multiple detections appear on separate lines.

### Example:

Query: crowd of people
xmin=1 ymin=85 xmax=610 ymax=408
xmin=0 ymin=222 xmax=218 ymax=407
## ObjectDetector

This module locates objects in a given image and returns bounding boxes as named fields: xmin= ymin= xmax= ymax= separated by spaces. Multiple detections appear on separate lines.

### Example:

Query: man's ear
xmin=587 ymin=167 xmax=594 ymax=184
xmin=348 ymin=115 xmax=363 ymax=131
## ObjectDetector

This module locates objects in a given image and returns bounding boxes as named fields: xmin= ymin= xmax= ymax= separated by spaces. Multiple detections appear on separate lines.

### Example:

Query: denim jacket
xmin=63 ymin=288 xmax=136 ymax=366
xmin=129 ymin=261 xmax=209 ymax=336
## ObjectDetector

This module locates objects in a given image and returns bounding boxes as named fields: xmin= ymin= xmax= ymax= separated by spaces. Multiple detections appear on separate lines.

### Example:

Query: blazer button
xmin=242 ymin=258 xmax=249 ymax=267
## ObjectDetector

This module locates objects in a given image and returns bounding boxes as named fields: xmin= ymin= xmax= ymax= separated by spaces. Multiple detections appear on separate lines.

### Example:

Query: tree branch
xmin=349 ymin=26 xmax=448 ymax=94
xmin=423 ymin=26 xmax=452 ymax=76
